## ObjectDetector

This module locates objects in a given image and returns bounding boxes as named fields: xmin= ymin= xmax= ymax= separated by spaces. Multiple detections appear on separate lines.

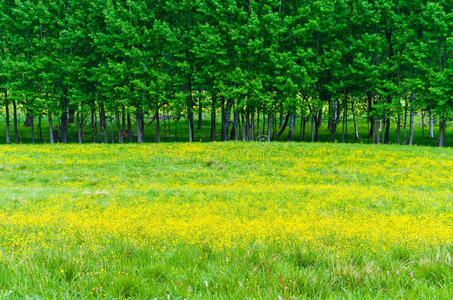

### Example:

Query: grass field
xmin=0 ymin=143 xmax=452 ymax=298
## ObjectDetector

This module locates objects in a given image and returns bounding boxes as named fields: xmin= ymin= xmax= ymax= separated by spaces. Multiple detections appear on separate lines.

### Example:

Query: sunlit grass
xmin=0 ymin=142 xmax=451 ymax=298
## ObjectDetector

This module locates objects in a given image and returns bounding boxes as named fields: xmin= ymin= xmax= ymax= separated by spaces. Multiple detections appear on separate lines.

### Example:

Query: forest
xmin=0 ymin=0 xmax=451 ymax=146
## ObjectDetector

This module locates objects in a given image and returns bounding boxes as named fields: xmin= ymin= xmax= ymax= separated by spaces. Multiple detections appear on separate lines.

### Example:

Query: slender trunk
xmin=342 ymin=101 xmax=347 ymax=143
xmin=267 ymin=112 xmax=271 ymax=142
xmin=250 ymin=111 xmax=255 ymax=141
xmin=314 ymin=110 xmax=321 ymax=142
xmin=429 ymin=109 xmax=434 ymax=139
xmin=90 ymin=108 xmax=95 ymax=143
xmin=76 ymin=112 xmax=82 ymax=143
xmin=210 ymin=99 xmax=216 ymax=141
xmin=403 ymin=97 xmax=408 ymax=144
xmin=38 ymin=114 xmax=43 ymax=142
xmin=439 ymin=117 xmax=446 ymax=147
xmin=376 ymin=118 xmax=380 ymax=144
xmin=256 ymin=111 xmax=260 ymax=139
xmin=110 ymin=115 xmax=114 ymax=143
xmin=421 ymin=112 xmax=425 ymax=146
xmin=302 ymin=117 xmax=307 ymax=141
xmin=241 ymin=113 xmax=246 ymax=141
xmin=198 ymin=97 xmax=202 ymax=130
xmin=311 ymin=114 xmax=315 ymax=142
xmin=155 ymin=104 xmax=161 ymax=143
xmin=222 ymin=98 xmax=233 ymax=141
xmin=116 ymin=112 xmax=122 ymax=143
xmin=187 ymin=81 xmax=194 ymax=142
xmin=262 ymin=113 xmax=266 ymax=135
xmin=31 ymin=116 xmax=35 ymax=144
xmin=61 ymin=94 xmax=69 ymax=143
xmin=136 ymin=108 xmax=143 ymax=143
xmin=99 ymin=103 xmax=107 ymax=143
xmin=48 ymin=111 xmax=54 ymax=144
xmin=384 ymin=116 xmax=390 ymax=144
xmin=409 ymin=101 xmax=415 ymax=145
xmin=351 ymin=100 xmax=359 ymax=140
xmin=80 ymin=113 xmax=85 ymax=139
xmin=4 ymin=91 xmax=10 ymax=144
xmin=121 ymin=106 xmax=126 ymax=138
xmin=276 ymin=113 xmax=290 ymax=138
xmin=381 ymin=117 xmax=385 ymax=144
xmin=367 ymin=94 xmax=374 ymax=138
xmin=279 ymin=109 xmax=284 ymax=127
xmin=13 ymin=100 xmax=18 ymax=143
xmin=287 ymin=114 xmax=296 ymax=142
xmin=127 ymin=113 xmax=132 ymax=142
xmin=233 ymin=109 xmax=239 ymax=141
xmin=396 ymin=113 xmax=401 ymax=145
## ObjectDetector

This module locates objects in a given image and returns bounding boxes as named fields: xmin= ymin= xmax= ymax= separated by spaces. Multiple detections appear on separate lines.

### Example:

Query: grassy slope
xmin=0 ymin=142 xmax=451 ymax=298
xmin=0 ymin=115 xmax=451 ymax=147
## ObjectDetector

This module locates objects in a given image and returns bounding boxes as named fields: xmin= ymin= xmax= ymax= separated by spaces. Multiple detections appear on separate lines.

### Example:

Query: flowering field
xmin=0 ymin=143 xmax=451 ymax=298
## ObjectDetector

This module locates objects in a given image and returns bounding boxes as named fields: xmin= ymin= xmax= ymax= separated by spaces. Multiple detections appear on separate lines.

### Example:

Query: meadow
xmin=0 ymin=142 xmax=451 ymax=298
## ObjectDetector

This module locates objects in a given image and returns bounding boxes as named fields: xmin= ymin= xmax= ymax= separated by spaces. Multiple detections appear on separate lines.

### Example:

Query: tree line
xmin=0 ymin=0 xmax=451 ymax=146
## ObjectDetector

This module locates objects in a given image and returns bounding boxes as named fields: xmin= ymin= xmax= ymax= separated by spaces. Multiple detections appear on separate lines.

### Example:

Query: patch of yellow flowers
xmin=0 ymin=143 xmax=451 ymax=257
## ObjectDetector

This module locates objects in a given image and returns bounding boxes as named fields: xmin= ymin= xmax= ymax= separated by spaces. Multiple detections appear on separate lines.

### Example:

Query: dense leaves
xmin=0 ymin=0 xmax=451 ymax=145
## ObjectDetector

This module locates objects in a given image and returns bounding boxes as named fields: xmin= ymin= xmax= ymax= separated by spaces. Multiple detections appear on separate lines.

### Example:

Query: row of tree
xmin=0 ymin=0 xmax=451 ymax=146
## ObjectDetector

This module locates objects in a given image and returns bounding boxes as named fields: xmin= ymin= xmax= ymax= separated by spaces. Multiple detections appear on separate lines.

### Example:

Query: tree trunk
xmin=314 ymin=110 xmax=321 ymax=142
xmin=311 ymin=114 xmax=315 ymax=142
xmin=376 ymin=118 xmax=380 ymax=144
xmin=262 ymin=113 xmax=266 ymax=135
xmin=38 ymin=114 xmax=43 ymax=142
xmin=429 ymin=108 xmax=434 ymax=139
xmin=61 ymin=93 xmax=69 ymax=143
xmin=48 ymin=111 xmax=54 ymax=144
xmin=396 ymin=113 xmax=401 ymax=145
xmin=210 ymin=98 xmax=216 ymax=141
xmin=409 ymin=102 xmax=415 ymax=145
xmin=403 ymin=96 xmax=408 ymax=144
xmin=256 ymin=111 xmax=260 ymax=139
xmin=222 ymin=98 xmax=233 ymax=141
xmin=110 ymin=115 xmax=114 ymax=143
xmin=422 ymin=111 xmax=425 ymax=146
xmin=342 ymin=101 xmax=347 ymax=143
xmin=76 ymin=112 xmax=82 ymax=143
xmin=116 ymin=112 xmax=122 ymax=143
xmin=31 ymin=116 xmax=35 ymax=144
xmin=351 ymin=100 xmax=359 ymax=140
xmin=241 ymin=113 xmax=246 ymax=141
xmin=90 ymin=108 xmax=96 ymax=143
xmin=421 ymin=112 xmax=425 ymax=146
xmin=439 ymin=117 xmax=446 ymax=147
xmin=198 ymin=97 xmax=202 ymax=130
xmin=187 ymin=81 xmax=194 ymax=142
xmin=287 ymin=114 xmax=296 ymax=142
xmin=155 ymin=104 xmax=161 ymax=143
xmin=127 ymin=113 xmax=132 ymax=142
xmin=384 ymin=116 xmax=390 ymax=144
xmin=136 ymin=109 xmax=143 ymax=143
xmin=267 ymin=112 xmax=271 ymax=142
xmin=121 ymin=106 xmax=126 ymax=138
xmin=367 ymin=94 xmax=374 ymax=139
xmin=4 ymin=91 xmax=10 ymax=144
xmin=99 ymin=102 xmax=107 ymax=143
xmin=276 ymin=113 xmax=290 ymax=139
xmin=250 ymin=111 xmax=255 ymax=141
xmin=13 ymin=100 xmax=18 ymax=143
xmin=24 ymin=112 xmax=34 ymax=127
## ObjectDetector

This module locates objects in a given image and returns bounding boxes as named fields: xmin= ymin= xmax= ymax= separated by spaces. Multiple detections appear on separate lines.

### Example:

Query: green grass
xmin=0 ymin=142 xmax=451 ymax=298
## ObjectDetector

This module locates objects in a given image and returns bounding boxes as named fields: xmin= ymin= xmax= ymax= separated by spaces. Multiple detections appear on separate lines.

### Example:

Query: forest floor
xmin=0 ymin=143 xmax=452 ymax=298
